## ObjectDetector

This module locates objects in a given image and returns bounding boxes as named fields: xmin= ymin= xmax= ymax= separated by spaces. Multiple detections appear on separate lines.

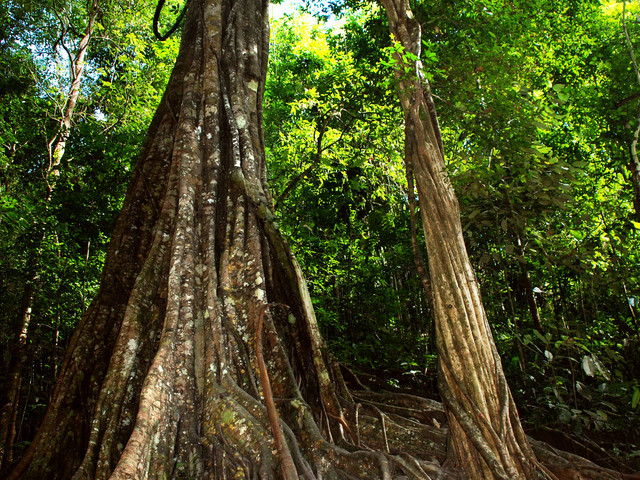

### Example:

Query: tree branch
xmin=275 ymin=115 xmax=353 ymax=211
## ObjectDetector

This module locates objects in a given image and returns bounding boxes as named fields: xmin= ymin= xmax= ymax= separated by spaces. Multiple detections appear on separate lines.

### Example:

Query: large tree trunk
xmin=3 ymin=1 xmax=450 ymax=479
xmin=4 ymin=0 xmax=633 ymax=478
xmin=379 ymin=1 xmax=627 ymax=480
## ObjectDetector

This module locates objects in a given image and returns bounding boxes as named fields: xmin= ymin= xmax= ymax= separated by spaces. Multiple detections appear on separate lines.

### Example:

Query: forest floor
xmin=347 ymin=364 xmax=640 ymax=476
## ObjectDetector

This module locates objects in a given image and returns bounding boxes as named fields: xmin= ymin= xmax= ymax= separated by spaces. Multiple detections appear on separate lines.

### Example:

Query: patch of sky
xmin=269 ymin=0 xmax=343 ymax=30
xmin=270 ymin=0 xmax=305 ymax=21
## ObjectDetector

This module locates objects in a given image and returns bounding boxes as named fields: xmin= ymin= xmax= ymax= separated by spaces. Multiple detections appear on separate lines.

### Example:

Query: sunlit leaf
xmin=582 ymin=356 xmax=596 ymax=377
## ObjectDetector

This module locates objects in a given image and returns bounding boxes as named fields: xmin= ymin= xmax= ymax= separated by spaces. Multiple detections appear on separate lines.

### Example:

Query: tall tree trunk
xmin=4 ymin=1 xmax=450 ymax=479
xmin=45 ymin=0 xmax=99 ymax=197
xmin=5 ymin=1 xmax=631 ymax=479
xmin=0 ymin=2 xmax=99 ymax=466
xmin=520 ymin=262 xmax=543 ymax=333
xmin=0 ymin=279 xmax=34 ymax=467
xmin=378 ymin=1 xmax=622 ymax=479
xmin=627 ymin=139 xmax=640 ymax=220
xmin=406 ymin=168 xmax=431 ymax=299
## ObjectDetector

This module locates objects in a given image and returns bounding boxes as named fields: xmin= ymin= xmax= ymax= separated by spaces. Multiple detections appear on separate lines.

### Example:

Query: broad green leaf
xmin=569 ymin=229 xmax=585 ymax=241
xmin=533 ymin=329 xmax=548 ymax=345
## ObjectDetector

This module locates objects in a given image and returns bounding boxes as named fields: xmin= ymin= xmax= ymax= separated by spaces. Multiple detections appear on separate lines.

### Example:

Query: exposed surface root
xmin=327 ymin=369 xmax=635 ymax=480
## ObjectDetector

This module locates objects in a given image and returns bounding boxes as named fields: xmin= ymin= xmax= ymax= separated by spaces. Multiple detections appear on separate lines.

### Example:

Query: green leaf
xmin=557 ymin=408 xmax=572 ymax=424
xmin=468 ymin=209 xmax=482 ymax=220
xmin=632 ymin=388 xmax=640 ymax=409
xmin=533 ymin=329 xmax=548 ymax=345
xmin=569 ymin=229 xmax=585 ymax=241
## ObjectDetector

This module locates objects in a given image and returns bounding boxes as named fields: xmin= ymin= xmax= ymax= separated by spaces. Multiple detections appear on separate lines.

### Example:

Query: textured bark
xmin=379 ymin=1 xmax=624 ymax=479
xmin=405 ymin=167 xmax=432 ymax=299
xmin=4 ymin=1 xmax=633 ymax=479
xmin=4 ymin=1 xmax=449 ymax=479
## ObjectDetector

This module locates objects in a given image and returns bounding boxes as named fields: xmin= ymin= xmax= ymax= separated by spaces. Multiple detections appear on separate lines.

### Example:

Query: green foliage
xmin=0 ymin=0 xmax=177 ymax=453
xmin=1 ymin=0 xmax=640 ymax=466
xmin=507 ymin=330 xmax=640 ymax=448
xmin=270 ymin=2 xmax=640 ymax=461
xmin=265 ymin=13 xmax=433 ymax=372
